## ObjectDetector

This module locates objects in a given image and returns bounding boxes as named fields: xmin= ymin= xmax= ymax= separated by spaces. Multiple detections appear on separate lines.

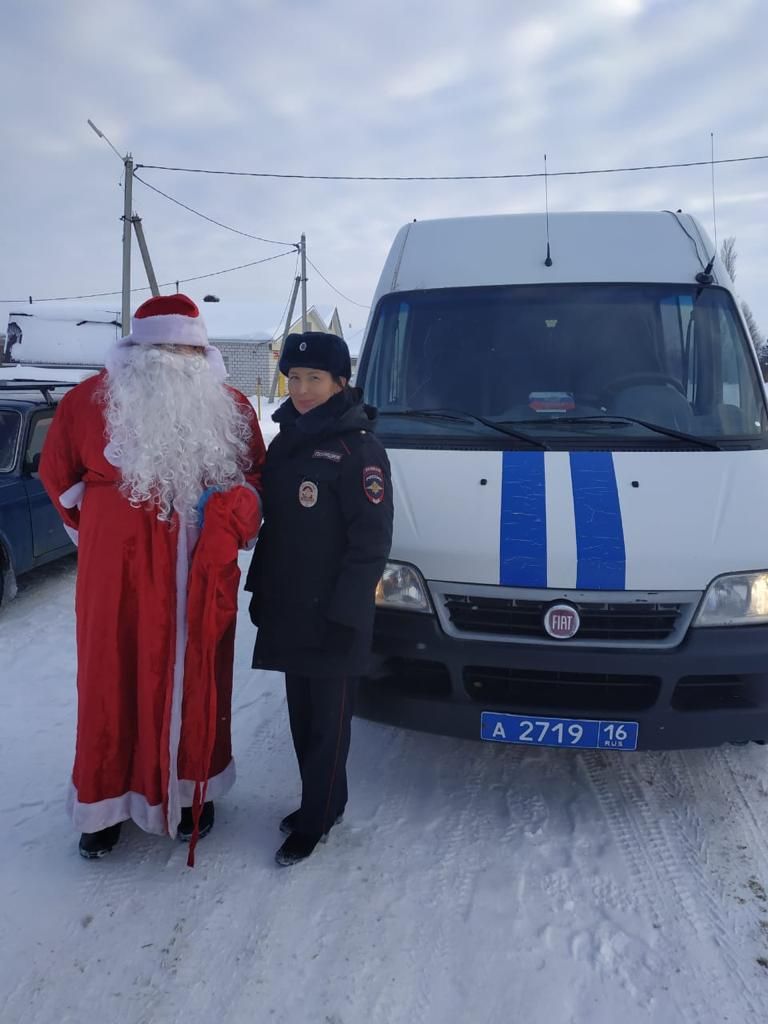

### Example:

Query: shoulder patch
xmin=312 ymin=449 xmax=342 ymax=463
xmin=363 ymin=465 xmax=385 ymax=505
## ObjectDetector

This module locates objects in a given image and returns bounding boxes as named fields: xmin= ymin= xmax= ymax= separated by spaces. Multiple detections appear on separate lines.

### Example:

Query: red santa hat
xmin=125 ymin=294 xmax=209 ymax=347
xmin=106 ymin=294 xmax=227 ymax=379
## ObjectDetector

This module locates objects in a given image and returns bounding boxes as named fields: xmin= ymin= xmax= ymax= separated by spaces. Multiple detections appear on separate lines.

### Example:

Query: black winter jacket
xmin=245 ymin=388 xmax=393 ymax=677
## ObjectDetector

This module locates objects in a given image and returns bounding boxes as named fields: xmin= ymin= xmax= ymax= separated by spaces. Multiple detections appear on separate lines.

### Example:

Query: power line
xmin=135 ymin=152 xmax=768 ymax=182
xmin=133 ymin=173 xmax=297 ymax=248
xmin=306 ymin=258 xmax=370 ymax=309
xmin=133 ymin=174 xmax=369 ymax=308
xmin=0 ymin=250 xmax=295 ymax=305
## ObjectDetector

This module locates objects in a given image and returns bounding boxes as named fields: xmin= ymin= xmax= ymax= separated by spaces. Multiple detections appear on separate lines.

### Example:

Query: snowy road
xmin=3 ymin=556 xmax=768 ymax=1024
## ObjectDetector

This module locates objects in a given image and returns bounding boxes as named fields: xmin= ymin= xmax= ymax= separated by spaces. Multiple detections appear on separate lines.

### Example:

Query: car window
xmin=25 ymin=413 xmax=53 ymax=471
xmin=0 ymin=409 xmax=22 ymax=472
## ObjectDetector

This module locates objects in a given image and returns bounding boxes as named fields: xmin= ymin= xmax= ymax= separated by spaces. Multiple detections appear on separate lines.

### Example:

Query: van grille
xmin=464 ymin=666 xmax=660 ymax=712
xmin=672 ymin=675 xmax=762 ymax=711
xmin=444 ymin=593 xmax=684 ymax=638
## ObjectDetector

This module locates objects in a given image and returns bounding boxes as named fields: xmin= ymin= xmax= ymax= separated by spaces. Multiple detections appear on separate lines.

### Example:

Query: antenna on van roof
xmin=709 ymin=131 xmax=718 ymax=254
xmin=693 ymin=134 xmax=719 ymax=286
xmin=543 ymin=154 xmax=553 ymax=267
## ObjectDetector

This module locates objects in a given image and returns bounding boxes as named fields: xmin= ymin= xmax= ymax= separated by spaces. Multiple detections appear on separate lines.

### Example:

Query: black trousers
xmin=284 ymin=674 xmax=357 ymax=838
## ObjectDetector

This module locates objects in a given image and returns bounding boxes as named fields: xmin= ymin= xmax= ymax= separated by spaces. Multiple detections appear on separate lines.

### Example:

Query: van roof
xmin=373 ymin=211 xmax=729 ymax=299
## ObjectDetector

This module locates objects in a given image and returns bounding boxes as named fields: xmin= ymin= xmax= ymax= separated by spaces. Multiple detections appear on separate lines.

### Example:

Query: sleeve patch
xmin=363 ymin=465 xmax=385 ymax=505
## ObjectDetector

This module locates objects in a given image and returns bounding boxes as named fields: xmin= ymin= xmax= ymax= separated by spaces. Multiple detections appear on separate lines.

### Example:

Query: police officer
xmin=245 ymin=331 xmax=393 ymax=866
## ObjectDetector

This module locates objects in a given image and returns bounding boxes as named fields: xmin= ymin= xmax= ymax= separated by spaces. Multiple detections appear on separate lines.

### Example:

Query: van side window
xmin=366 ymin=301 xmax=410 ymax=408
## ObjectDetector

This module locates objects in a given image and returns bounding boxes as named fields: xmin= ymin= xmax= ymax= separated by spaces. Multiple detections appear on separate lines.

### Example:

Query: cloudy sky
xmin=2 ymin=0 xmax=767 ymax=347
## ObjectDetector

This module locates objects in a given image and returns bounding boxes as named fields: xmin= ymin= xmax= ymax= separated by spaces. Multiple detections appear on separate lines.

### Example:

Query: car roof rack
xmin=0 ymin=380 xmax=79 ymax=404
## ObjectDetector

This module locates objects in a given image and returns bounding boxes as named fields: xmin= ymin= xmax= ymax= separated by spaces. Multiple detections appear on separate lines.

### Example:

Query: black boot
xmin=177 ymin=801 xmax=215 ymax=842
xmin=79 ymin=823 xmax=122 ymax=859
xmin=275 ymin=831 xmax=323 ymax=866
xmin=279 ymin=809 xmax=344 ymax=836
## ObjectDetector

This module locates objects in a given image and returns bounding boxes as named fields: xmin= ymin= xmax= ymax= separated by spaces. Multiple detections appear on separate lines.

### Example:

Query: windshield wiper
xmin=379 ymin=409 xmax=549 ymax=449
xmin=512 ymin=415 xmax=722 ymax=451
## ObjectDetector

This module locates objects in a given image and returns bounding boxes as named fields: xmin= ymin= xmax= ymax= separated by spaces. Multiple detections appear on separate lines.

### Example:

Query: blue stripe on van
xmin=569 ymin=451 xmax=626 ymax=590
xmin=500 ymin=451 xmax=547 ymax=587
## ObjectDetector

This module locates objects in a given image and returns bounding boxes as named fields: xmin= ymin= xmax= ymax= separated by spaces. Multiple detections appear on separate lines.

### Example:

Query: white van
xmin=355 ymin=211 xmax=768 ymax=751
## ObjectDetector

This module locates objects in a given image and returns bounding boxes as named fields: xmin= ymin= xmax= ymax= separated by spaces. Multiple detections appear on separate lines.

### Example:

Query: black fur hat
xmin=279 ymin=331 xmax=351 ymax=380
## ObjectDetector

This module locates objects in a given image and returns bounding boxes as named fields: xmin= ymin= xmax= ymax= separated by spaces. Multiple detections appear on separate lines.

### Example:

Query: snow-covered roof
xmin=0 ymin=364 xmax=96 ymax=384
xmin=5 ymin=306 xmax=121 ymax=365
xmin=195 ymin=300 xmax=275 ymax=342
xmin=6 ymin=302 xmax=121 ymax=325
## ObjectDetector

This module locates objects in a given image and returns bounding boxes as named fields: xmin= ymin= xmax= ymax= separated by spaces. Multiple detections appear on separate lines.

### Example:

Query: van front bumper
xmin=358 ymin=610 xmax=768 ymax=750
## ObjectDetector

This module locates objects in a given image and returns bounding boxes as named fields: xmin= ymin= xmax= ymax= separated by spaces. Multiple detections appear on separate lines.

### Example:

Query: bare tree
xmin=742 ymin=302 xmax=764 ymax=349
xmin=720 ymin=236 xmax=765 ymax=353
xmin=720 ymin=236 xmax=737 ymax=281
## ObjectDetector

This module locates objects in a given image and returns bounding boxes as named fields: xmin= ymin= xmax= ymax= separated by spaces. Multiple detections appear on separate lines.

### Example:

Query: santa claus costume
xmin=40 ymin=295 xmax=265 ymax=862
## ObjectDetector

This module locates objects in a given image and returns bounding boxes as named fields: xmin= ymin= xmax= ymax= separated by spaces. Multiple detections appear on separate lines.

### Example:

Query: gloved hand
xmin=196 ymin=486 xmax=222 ymax=528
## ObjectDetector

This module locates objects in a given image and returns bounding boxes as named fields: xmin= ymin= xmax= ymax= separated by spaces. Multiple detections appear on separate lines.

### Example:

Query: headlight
xmin=694 ymin=571 xmax=768 ymax=627
xmin=375 ymin=562 xmax=432 ymax=613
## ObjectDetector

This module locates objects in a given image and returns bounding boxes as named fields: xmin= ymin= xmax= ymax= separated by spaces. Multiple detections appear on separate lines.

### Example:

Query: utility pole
xmin=300 ymin=233 xmax=308 ymax=331
xmin=88 ymin=121 xmax=161 ymax=326
xmin=121 ymin=155 xmax=134 ymax=332
xmin=132 ymin=216 xmax=159 ymax=296
xmin=269 ymin=275 xmax=301 ymax=402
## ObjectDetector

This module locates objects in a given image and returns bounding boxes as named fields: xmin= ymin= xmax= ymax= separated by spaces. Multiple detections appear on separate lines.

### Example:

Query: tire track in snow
xmin=649 ymin=750 xmax=766 ymax=1014
xmin=403 ymin=741 xmax=497 ymax=1024
xmin=666 ymin=746 xmax=768 ymax=982
xmin=584 ymin=749 xmax=767 ymax=1023
xmin=720 ymin=745 xmax=768 ymax=864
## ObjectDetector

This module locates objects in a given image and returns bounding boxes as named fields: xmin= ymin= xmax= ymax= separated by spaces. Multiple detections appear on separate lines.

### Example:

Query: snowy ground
xmin=3 ymin=404 xmax=768 ymax=1023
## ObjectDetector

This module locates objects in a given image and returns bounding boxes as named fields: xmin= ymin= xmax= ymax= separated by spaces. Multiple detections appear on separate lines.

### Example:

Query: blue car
xmin=0 ymin=380 xmax=77 ymax=606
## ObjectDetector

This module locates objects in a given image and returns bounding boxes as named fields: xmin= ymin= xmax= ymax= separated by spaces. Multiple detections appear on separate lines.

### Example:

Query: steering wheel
xmin=600 ymin=372 xmax=687 ymax=404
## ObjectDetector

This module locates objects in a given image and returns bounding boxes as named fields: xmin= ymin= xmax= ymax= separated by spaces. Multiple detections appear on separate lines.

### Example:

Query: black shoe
xmin=279 ymin=809 xmax=343 ymax=836
xmin=275 ymin=831 xmax=323 ymax=866
xmin=177 ymin=801 xmax=215 ymax=842
xmin=79 ymin=823 xmax=122 ymax=859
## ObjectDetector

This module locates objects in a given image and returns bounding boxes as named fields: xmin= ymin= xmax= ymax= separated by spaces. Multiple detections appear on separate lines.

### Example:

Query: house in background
xmin=214 ymin=304 xmax=350 ymax=397
xmin=264 ymin=305 xmax=348 ymax=396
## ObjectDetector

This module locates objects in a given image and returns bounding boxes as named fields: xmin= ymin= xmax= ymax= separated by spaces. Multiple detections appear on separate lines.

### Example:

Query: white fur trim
xmin=166 ymin=517 xmax=190 ymax=836
xmin=63 ymin=524 xmax=79 ymax=546
xmin=66 ymin=760 xmax=236 ymax=835
xmin=205 ymin=344 xmax=227 ymax=381
xmin=59 ymin=482 xmax=85 ymax=509
xmin=124 ymin=312 xmax=208 ymax=347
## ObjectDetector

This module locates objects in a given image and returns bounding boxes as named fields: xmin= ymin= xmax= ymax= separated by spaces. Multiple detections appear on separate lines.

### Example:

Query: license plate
xmin=481 ymin=711 xmax=639 ymax=751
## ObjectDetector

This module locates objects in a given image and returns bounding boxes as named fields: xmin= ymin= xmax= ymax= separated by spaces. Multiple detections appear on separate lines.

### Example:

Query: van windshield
xmin=359 ymin=284 xmax=768 ymax=448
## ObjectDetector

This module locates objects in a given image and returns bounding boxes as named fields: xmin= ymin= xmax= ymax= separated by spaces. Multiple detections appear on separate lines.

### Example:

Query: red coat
xmin=39 ymin=372 xmax=265 ymax=842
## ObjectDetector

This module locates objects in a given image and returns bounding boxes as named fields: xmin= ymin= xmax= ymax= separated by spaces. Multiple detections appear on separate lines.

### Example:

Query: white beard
xmin=102 ymin=346 xmax=252 ymax=522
